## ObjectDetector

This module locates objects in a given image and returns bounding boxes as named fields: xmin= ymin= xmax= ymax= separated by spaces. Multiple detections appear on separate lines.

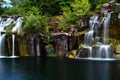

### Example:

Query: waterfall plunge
xmin=11 ymin=17 xmax=23 ymax=57
xmin=12 ymin=34 xmax=15 ymax=57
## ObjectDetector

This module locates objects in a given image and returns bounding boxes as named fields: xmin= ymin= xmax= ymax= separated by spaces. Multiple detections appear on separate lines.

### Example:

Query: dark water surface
xmin=0 ymin=57 xmax=120 ymax=80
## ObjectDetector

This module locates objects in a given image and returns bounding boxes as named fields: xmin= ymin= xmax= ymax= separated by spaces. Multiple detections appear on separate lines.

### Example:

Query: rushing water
xmin=12 ymin=34 xmax=15 ymax=57
xmin=83 ymin=30 xmax=94 ymax=46
xmin=0 ymin=17 xmax=14 ymax=32
xmin=0 ymin=57 xmax=120 ymax=80
xmin=12 ymin=17 xmax=23 ymax=34
xmin=0 ymin=16 xmax=23 ymax=56
xmin=77 ymin=11 xmax=114 ymax=58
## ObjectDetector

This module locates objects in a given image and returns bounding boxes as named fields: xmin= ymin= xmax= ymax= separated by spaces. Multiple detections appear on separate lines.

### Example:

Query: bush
xmin=22 ymin=14 xmax=48 ymax=35
xmin=45 ymin=44 xmax=56 ymax=57
xmin=70 ymin=0 xmax=91 ymax=17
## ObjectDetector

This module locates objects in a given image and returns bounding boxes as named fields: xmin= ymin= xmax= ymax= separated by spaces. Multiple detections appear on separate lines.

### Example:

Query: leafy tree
xmin=89 ymin=0 xmax=111 ymax=12
xmin=22 ymin=14 xmax=48 ymax=35
xmin=28 ymin=0 xmax=61 ymax=15
xmin=70 ymin=0 xmax=91 ymax=18
xmin=11 ymin=0 xmax=22 ymax=6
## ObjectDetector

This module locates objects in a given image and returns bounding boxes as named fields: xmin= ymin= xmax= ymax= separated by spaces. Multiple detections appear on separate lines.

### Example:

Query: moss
xmin=109 ymin=38 xmax=120 ymax=46
xmin=6 ymin=23 xmax=15 ymax=35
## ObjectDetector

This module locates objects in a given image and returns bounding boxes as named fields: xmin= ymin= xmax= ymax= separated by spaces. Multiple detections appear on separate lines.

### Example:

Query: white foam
xmin=0 ymin=56 xmax=19 ymax=58
xmin=75 ymin=57 xmax=117 ymax=61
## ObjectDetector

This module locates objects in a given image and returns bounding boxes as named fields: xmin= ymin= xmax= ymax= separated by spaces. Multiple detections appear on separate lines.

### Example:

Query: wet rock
xmin=52 ymin=32 xmax=71 ymax=57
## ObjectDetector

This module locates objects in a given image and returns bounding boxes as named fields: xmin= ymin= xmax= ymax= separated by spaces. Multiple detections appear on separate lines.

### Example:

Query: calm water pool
xmin=0 ymin=57 xmax=120 ymax=80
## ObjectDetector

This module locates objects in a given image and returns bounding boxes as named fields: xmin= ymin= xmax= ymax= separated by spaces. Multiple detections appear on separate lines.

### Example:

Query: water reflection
xmin=85 ymin=61 xmax=111 ymax=80
xmin=0 ymin=59 xmax=25 ymax=80
xmin=0 ymin=57 xmax=119 ymax=80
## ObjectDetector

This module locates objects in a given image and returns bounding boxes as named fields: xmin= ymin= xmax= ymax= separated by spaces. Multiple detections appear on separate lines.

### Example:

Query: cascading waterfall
xmin=83 ymin=30 xmax=94 ymax=46
xmin=96 ymin=45 xmax=114 ymax=58
xmin=0 ymin=16 xmax=23 ymax=57
xmin=11 ymin=17 xmax=23 ymax=57
xmin=77 ymin=15 xmax=99 ymax=58
xmin=0 ymin=17 xmax=14 ymax=57
xmin=77 ymin=11 xmax=114 ymax=59
xmin=0 ymin=17 xmax=14 ymax=32
xmin=96 ymin=12 xmax=114 ymax=58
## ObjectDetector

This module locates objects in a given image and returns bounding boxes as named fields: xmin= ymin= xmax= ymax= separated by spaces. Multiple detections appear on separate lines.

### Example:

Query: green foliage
xmin=1 ymin=0 xmax=40 ymax=16
xmin=89 ymin=0 xmax=111 ymax=12
xmin=62 ymin=6 xmax=77 ymax=23
xmin=45 ymin=44 xmax=56 ymax=57
xmin=42 ymin=34 xmax=53 ymax=44
xmin=94 ymin=4 xmax=102 ymax=13
xmin=61 ymin=0 xmax=91 ymax=23
xmin=21 ymin=0 xmax=40 ymax=16
xmin=110 ymin=38 xmax=120 ymax=46
xmin=4 ymin=6 xmax=24 ymax=15
xmin=56 ymin=16 xmax=70 ymax=32
xmin=111 ymin=3 xmax=120 ymax=12
xmin=70 ymin=0 xmax=91 ymax=17
xmin=11 ymin=0 xmax=22 ymax=6
xmin=30 ymin=0 xmax=61 ymax=15
xmin=22 ymin=14 xmax=48 ymax=35
xmin=6 ymin=23 xmax=15 ymax=34
xmin=0 ymin=7 xmax=5 ymax=15
xmin=22 ymin=14 xmax=53 ymax=44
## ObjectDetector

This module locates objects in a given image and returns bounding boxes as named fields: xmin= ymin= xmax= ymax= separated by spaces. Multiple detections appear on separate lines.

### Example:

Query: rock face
xmin=52 ymin=33 xmax=71 ymax=57
xmin=1 ymin=31 xmax=85 ymax=57
xmin=110 ymin=12 xmax=120 ymax=39
xmin=3 ymin=34 xmax=46 ymax=57
xmin=101 ymin=3 xmax=111 ymax=14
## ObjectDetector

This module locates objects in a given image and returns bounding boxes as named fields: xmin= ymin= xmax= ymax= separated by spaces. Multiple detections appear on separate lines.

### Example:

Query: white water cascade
xmin=0 ymin=17 xmax=14 ymax=32
xmin=12 ymin=34 xmax=15 ymax=57
xmin=77 ymin=11 xmax=114 ymax=59
xmin=0 ymin=16 xmax=23 ymax=57
xmin=12 ymin=17 xmax=23 ymax=34
xmin=11 ymin=17 xmax=23 ymax=57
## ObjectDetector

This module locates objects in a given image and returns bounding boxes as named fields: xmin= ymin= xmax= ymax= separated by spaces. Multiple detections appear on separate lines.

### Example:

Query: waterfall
xmin=12 ymin=17 xmax=23 ymax=34
xmin=0 ymin=17 xmax=13 ymax=57
xmin=12 ymin=34 xmax=15 ymax=56
xmin=96 ymin=45 xmax=110 ymax=58
xmin=0 ymin=16 xmax=21 ymax=57
xmin=11 ymin=17 xmax=23 ymax=57
xmin=96 ymin=12 xmax=114 ymax=58
xmin=77 ymin=11 xmax=114 ymax=59
xmin=83 ymin=30 xmax=94 ymax=46
xmin=0 ymin=34 xmax=6 ymax=56
xmin=82 ymin=46 xmax=93 ymax=58
xmin=0 ymin=0 xmax=12 ymax=8
xmin=0 ymin=17 xmax=14 ymax=32
xmin=89 ymin=15 xmax=99 ymax=30
xmin=80 ymin=15 xmax=99 ymax=57
xmin=103 ymin=12 xmax=111 ymax=44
